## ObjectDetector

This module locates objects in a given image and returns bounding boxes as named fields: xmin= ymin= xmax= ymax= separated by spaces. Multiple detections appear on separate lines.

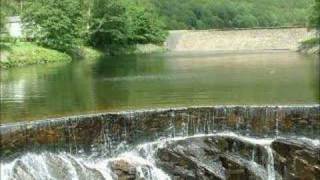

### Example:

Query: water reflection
xmin=0 ymin=52 xmax=319 ymax=123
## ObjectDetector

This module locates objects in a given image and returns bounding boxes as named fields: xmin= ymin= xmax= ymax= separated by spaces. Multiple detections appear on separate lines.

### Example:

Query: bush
xmin=89 ymin=0 xmax=128 ymax=49
xmin=22 ymin=0 xmax=84 ymax=52
xmin=301 ymin=0 xmax=320 ymax=53
xmin=126 ymin=4 xmax=167 ymax=44
xmin=0 ymin=10 xmax=6 ymax=33
xmin=0 ymin=0 xmax=17 ymax=34
xmin=0 ymin=42 xmax=72 ymax=68
xmin=309 ymin=0 xmax=320 ymax=30
xmin=89 ymin=0 xmax=167 ymax=52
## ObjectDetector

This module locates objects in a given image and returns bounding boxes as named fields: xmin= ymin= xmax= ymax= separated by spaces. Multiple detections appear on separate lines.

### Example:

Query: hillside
xmin=150 ymin=0 xmax=314 ymax=30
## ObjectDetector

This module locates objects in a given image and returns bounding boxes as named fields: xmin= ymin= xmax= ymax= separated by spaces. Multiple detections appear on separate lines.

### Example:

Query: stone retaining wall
xmin=166 ymin=28 xmax=316 ymax=52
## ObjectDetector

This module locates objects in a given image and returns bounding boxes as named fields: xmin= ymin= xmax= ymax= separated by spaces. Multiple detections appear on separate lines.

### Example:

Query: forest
xmin=151 ymin=0 xmax=315 ymax=30
xmin=0 ymin=0 xmax=319 ymax=54
xmin=1 ymin=0 xmax=316 ymax=30
xmin=1 ymin=0 xmax=167 ymax=53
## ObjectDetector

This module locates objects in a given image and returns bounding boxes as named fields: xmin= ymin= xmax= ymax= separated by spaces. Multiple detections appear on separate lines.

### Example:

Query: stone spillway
xmin=1 ymin=105 xmax=319 ymax=160
xmin=1 ymin=105 xmax=319 ymax=180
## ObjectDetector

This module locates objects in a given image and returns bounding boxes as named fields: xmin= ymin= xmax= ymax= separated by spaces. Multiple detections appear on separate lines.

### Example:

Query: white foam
xmin=1 ymin=132 xmax=317 ymax=180
xmin=297 ymin=137 xmax=320 ymax=146
xmin=135 ymin=131 xmax=274 ymax=149
xmin=266 ymin=147 xmax=276 ymax=180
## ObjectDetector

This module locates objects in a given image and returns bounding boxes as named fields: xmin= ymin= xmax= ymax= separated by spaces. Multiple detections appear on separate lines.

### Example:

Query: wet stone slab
xmin=0 ymin=106 xmax=319 ymax=160
xmin=1 ymin=133 xmax=319 ymax=180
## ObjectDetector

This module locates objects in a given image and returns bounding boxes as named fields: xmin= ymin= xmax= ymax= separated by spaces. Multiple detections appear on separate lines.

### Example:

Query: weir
xmin=1 ymin=105 xmax=319 ymax=179
xmin=167 ymin=28 xmax=316 ymax=52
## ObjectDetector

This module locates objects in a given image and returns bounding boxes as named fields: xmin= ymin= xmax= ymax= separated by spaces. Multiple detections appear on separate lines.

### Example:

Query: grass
xmin=101 ymin=43 xmax=167 ymax=56
xmin=299 ymin=37 xmax=320 ymax=54
xmin=0 ymin=42 xmax=72 ymax=69
xmin=0 ymin=40 xmax=163 ymax=69
xmin=71 ymin=46 xmax=104 ymax=60
xmin=134 ymin=44 xmax=167 ymax=54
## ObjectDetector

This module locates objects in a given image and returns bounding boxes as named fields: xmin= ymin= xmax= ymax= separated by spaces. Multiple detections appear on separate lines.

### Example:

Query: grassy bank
xmin=0 ymin=42 xmax=72 ymax=69
xmin=0 ymin=41 xmax=165 ymax=69
xmin=72 ymin=46 xmax=105 ymax=60
xmin=99 ymin=44 xmax=167 ymax=56
xmin=299 ymin=37 xmax=320 ymax=54
xmin=134 ymin=44 xmax=167 ymax=54
xmin=0 ymin=42 xmax=107 ymax=69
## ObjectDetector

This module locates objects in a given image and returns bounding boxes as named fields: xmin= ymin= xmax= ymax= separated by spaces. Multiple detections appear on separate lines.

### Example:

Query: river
xmin=1 ymin=51 xmax=320 ymax=180
xmin=0 ymin=51 xmax=319 ymax=123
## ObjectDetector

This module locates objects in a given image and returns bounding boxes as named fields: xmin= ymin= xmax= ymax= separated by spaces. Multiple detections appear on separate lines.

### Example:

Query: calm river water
xmin=0 ymin=51 xmax=319 ymax=123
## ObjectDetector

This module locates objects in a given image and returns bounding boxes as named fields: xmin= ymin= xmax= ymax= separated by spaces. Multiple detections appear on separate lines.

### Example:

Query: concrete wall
xmin=166 ymin=28 xmax=316 ymax=52
xmin=5 ymin=16 xmax=23 ymax=38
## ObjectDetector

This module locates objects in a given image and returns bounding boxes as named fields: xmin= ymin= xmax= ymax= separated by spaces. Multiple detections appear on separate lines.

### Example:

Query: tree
xmin=0 ymin=0 xmax=17 ymax=33
xmin=234 ymin=14 xmax=258 ymax=28
xmin=300 ymin=0 xmax=320 ymax=53
xmin=309 ymin=0 xmax=320 ymax=30
xmin=149 ymin=0 xmax=314 ymax=30
xmin=1 ymin=0 xmax=27 ymax=33
xmin=0 ymin=7 xmax=6 ymax=33
xmin=89 ymin=0 xmax=128 ymax=49
xmin=126 ymin=2 xmax=167 ymax=44
xmin=89 ymin=0 xmax=167 ymax=51
xmin=22 ymin=0 xmax=84 ymax=52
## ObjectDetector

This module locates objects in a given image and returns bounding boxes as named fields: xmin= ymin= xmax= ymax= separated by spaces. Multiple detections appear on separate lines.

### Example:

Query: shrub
xmin=126 ymin=4 xmax=167 ymax=44
xmin=89 ymin=0 xmax=128 ymax=49
xmin=22 ymin=0 xmax=84 ymax=52
xmin=89 ymin=0 xmax=167 ymax=51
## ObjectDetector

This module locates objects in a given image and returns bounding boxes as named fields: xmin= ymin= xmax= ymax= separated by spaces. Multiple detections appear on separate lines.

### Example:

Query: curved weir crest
xmin=1 ymin=105 xmax=319 ymax=179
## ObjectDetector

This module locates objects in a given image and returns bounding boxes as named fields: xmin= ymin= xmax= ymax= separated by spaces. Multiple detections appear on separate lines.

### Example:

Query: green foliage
xmin=0 ymin=0 xmax=26 ymax=33
xmin=4 ymin=0 xmax=315 ymax=56
xmin=126 ymin=3 xmax=167 ymax=44
xmin=1 ymin=0 xmax=12 ymax=33
xmin=0 ymin=9 xmax=6 ymax=33
xmin=22 ymin=0 xmax=84 ymax=52
xmin=3 ymin=0 xmax=167 ymax=56
xmin=150 ymin=0 xmax=314 ymax=30
xmin=301 ymin=38 xmax=320 ymax=48
xmin=90 ymin=0 xmax=128 ymax=49
xmin=0 ymin=42 xmax=72 ymax=68
xmin=89 ymin=0 xmax=167 ymax=51
xmin=69 ymin=46 xmax=104 ymax=60
xmin=301 ymin=0 xmax=319 ymax=53
xmin=309 ymin=0 xmax=320 ymax=30
xmin=0 ymin=0 xmax=22 ymax=16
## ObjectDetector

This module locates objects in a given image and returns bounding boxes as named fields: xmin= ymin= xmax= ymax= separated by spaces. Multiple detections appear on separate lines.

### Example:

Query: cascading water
xmin=265 ymin=147 xmax=276 ymax=180
xmin=0 ymin=133 xmax=258 ymax=179
xmin=0 ymin=148 xmax=170 ymax=179
xmin=2 ymin=132 xmax=319 ymax=180
xmin=1 ymin=106 xmax=319 ymax=180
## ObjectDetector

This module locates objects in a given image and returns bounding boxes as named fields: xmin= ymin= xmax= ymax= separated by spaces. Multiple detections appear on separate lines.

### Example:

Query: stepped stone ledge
xmin=0 ymin=105 xmax=319 ymax=160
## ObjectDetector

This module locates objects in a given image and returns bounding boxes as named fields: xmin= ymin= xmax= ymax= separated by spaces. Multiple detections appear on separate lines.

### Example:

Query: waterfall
xmin=0 ymin=151 xmax=170 ymax=180
xmin=0 ymin=132 xmax=274 ymax=180
xmin=2 ymin=132 xmax=320 ymax=179
xmin=266 ymin=146 xmax=276 ymax=180
xmin=1 ymin=106 xmax=319 ymax=179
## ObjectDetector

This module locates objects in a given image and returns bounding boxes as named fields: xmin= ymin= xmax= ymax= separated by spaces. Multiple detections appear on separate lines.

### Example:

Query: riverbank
xmin=0 ymin=42 xmax=107 ymax=69
xmin=299 ymin=37 xmax=320 ymax=54
xmin=0 ymin=42 xmax=166 ymax=69
xmin=1 ymin=28 xmax=317 ymax=69
xmin=0 ymin=42 xmax=72 ymax=69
